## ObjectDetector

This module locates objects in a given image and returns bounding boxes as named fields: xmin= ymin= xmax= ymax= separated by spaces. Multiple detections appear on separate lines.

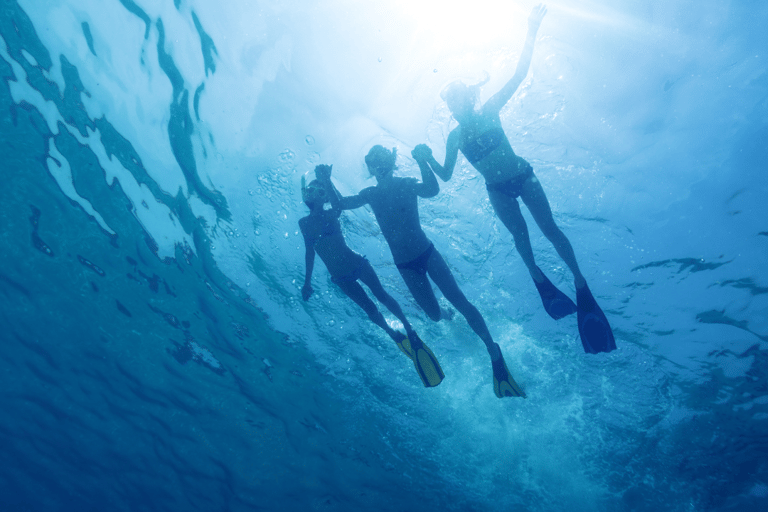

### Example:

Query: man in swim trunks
xmin=338 ymin=146 xmax=525 ymax=398
xmin=300 ymin=164 xmax=446 ymax=387
xmin=412 ymin=4 xmax=616 ymax=354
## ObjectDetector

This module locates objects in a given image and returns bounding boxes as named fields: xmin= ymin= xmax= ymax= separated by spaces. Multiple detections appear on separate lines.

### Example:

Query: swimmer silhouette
xmin=412 ymin=4 xmax=616 ymax=354
xmin=299 ymin=164 xmax=444 ymax=387
xmin=338 ymin=148 xmax=525 ymax=398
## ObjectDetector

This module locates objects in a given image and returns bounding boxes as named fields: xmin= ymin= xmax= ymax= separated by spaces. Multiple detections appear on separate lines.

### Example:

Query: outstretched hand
xmin=315 ymin=164 xmax=332 ymax=182
xmin=528 ymin=4 xmax=547 ymax=31
xmin=302 ymin=283 xmax=313 ymax=301
xmin=411 ymin=144 xmax=433 ymax=162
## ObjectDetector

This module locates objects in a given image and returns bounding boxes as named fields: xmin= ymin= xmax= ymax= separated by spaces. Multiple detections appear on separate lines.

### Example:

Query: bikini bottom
xmin=331 ymin=256 xmax=369 ymax=284
xmin=485 ymin=161 xmax=534 ymax=199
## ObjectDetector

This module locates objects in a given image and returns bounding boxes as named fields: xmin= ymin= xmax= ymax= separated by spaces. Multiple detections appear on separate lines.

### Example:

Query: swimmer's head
xmin=301 ymin=177 xmax=328 ymax=210
xmin=365 ymin=145 xmax=397 ymax=179
xmin=441 ymin=73 xmax=489 ymax=120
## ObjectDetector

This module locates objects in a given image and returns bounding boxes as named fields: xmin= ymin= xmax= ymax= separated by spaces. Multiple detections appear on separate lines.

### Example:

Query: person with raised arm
xmin=412 ymin=4 xmax=616 ymax=354
xmin=338 ymin=146 xmax=525 ymax=398
xmin=299 ymin=164 xmax=444 ymax=387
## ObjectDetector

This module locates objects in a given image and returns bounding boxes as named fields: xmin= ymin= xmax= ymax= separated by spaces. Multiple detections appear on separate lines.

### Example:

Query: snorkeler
xmin=412 ymin=4 xmax=616 ymax=354
xmin=299 ymin=164 xmax=444 ymax=387
xmin=338 ymin=146 xmax=525 ymax=398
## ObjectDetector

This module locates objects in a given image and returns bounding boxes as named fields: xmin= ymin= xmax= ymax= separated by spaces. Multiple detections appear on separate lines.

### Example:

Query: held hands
xmin=528 ymin=3 xmax=547 ymax=31
xmin=302 ymin=283 xmax=313 ymax=301
xmin=411 ymin=144 xmax=433 ymax=162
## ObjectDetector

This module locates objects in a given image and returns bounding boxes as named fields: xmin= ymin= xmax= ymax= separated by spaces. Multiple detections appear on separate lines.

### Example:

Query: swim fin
xmin=533 ymin=267 xmax=577 ymax=320
xmin=492 ymin=354 xmax=526 ymax=398
xmin=576 ymin=284 xmax=617 ymax=354
xmin=394 ymin=333 xmax=444 ymax=387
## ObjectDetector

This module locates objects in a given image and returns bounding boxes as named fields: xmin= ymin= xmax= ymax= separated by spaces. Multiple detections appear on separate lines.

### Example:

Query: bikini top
xmin=461 ymin=126 xmax=506 ymax=165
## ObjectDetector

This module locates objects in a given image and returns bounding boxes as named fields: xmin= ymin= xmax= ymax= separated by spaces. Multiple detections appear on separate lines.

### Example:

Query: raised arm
xmin=412 ymin=147 xmax=440 ymax=198
xmin=315 ymin=164 xmax=342 ymax=215
xmin=483 ymin=4 xmax=547 ymax=115
xmin=412 ymin=130 xmax=461 ymax=183
xmin=411 ymin=144 xmax=442 ymax=196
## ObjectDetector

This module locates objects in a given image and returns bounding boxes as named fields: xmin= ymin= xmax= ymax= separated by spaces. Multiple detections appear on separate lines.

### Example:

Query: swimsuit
xmin=485 ymin=159 xmax=534 ymax=199
xmin=331 ymin=256 xmax=368 ymax=284
xmin=462 ymin=126 xmax=506 ymax=165
xmin=396 ymin=243 xmax=434 ymax=276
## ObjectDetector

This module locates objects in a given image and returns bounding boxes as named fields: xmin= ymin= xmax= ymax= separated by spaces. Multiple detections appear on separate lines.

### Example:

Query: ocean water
xmin=1 ymin=0 xmax=766 ymax=510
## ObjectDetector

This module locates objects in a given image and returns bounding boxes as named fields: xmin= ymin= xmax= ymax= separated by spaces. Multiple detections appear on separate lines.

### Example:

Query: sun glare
xmin=395 ymin=0 xmax=529 ymax=51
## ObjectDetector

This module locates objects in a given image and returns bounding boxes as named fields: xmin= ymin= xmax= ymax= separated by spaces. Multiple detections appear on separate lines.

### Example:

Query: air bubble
xmin=278 ymin=149 xmax=295 ymax=163
xmin=378 ymin=57 xmax=382 ymax=62
xmin=306 ymin=152 xmax=320 ymax=164
xmin=433 ymin=68 xmax=438 ymax=73
xmin=305 ymin=135 xmax=315 ymax=145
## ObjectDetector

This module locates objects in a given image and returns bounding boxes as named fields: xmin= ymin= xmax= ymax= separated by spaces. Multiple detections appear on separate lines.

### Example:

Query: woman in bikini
xmin=413 ymin=4 xmax=616 ymax=353
xmin=338 ymin=146 xmax=525 ymax=398
xmin=299 ymin=164 xmax=444 ymax=387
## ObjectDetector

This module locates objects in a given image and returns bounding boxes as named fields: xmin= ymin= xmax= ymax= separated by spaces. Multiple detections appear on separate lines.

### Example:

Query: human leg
xmin=487 ymin=187 xmax=545 ymax=283
xmin=520 ymin=175 xmax=586 ymax=287
xmin=337 ymin=276 xmax=445 ymax=386
xmin=423 ymin=248 xmax=500 ymax=360
xmin=357 ymin=260 xmax=415 ymax=337
xmin=425 ymin=248 xmax=525 ymax=397
xmin=335 ymin=279 xmax=399 ymax=340
xmin=398 ymin=267 xmax=443 ymax=322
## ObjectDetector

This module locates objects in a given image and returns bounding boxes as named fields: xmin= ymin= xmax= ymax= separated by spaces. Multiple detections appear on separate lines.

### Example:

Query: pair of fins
xmin=533 ymin=267 xmax=617 ymax=354
xmin=394 ymin=333 xmax=526 ymax=399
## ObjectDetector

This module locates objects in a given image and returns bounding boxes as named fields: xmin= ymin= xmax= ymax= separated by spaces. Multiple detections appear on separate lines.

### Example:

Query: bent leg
xmin=357 ymin=261 xmax=415 ymax=336
xmin=335 ymin=279 xmax=398 ymax=340
xmin=520 ymin=175 xmax=585 ymax=287
xmin=425 ymin=249 xmax=500 ymax=360
xmin=488 ymin=189 xmax=544 ymax=283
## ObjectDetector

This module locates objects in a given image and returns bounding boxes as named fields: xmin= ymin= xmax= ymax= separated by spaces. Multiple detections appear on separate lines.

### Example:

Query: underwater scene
xmin=1 ymin=0 xmax=766 ymax=510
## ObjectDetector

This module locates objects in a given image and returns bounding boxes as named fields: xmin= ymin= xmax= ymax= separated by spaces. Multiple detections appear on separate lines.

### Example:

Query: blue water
xmin=1 ymin=0 xmax=767 ymax=510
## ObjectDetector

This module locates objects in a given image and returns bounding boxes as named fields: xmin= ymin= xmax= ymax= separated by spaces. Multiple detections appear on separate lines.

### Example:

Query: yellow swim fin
xmin=394 ymin=333 xmax=444 ymax=388
xmin=492 ymin=354 xmax=526 ymax=398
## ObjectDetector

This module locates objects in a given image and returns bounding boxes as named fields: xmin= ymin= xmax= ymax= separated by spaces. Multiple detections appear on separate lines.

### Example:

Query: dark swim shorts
xmin=396 ymin=243 xmax=434 ymax=276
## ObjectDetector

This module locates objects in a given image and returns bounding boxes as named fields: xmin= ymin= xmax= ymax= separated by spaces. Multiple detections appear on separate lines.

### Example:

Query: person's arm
xmin=338 ymin=189 xmax=370 ymax=210
xmin=412 ymin=130 xmax=461 ymax=183
xmin=483 ymin=4 xmax=547 ymax=115
xmin=299 ymin=219 xmax=315 ymax=300
xmin=315 ymin=164 xmax=343 ymax=217
xmin=411 ymin=146 xmax=440 ymax=198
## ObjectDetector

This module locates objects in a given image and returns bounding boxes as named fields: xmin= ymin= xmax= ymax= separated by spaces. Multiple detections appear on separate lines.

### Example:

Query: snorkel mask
xmin=440 ymin=72 xmax=490 ymax=116
xmin=301 ymin=176 xmax=328 ymax=209
xmin=365 ymin=145 xmax=397 ymax=179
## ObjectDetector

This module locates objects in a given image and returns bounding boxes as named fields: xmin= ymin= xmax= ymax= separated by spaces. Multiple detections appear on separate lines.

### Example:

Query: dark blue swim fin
xmin=534 ymin=267 xmax=577 ymax=320
xmin=576 ymin=284 xmax=617 ymax=354
xmin=394 ymin=333 xmax=444 ymax=387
